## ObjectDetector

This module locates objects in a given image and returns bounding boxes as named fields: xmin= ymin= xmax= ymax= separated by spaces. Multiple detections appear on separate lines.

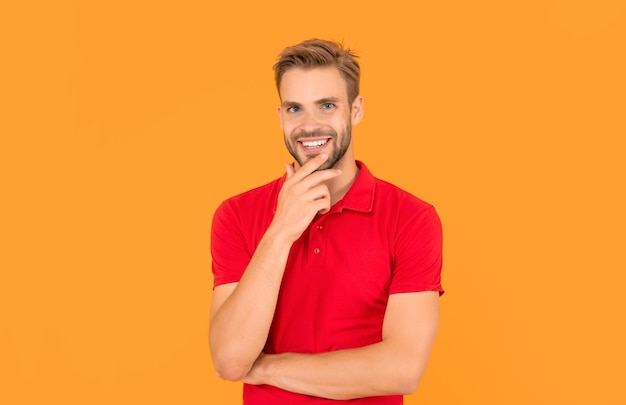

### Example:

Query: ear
xmin=351 ymin=95 xmax=364 ymax=125
xmin=277 ymin=105 xmax=283 ymax=130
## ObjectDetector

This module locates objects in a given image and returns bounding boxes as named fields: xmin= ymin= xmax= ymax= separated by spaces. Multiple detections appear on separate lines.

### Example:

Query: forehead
xmin=279 ymin=66 xmax=349 ymax=102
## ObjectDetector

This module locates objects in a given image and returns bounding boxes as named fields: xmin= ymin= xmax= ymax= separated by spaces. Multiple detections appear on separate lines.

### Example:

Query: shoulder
xmin=372 ymin=176 xmax=436 ymax=216
xmin=369 ymin=175 xmax=441 ymax=245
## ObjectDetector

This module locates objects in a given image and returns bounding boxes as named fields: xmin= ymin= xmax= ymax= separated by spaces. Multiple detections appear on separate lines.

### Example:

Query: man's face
xmin=278 ymin=67 xmax=363 ymax=171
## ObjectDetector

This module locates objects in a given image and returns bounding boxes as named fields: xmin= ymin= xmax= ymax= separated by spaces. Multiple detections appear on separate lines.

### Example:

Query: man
xmin=209 ymin=39 xmax=443 ymax=404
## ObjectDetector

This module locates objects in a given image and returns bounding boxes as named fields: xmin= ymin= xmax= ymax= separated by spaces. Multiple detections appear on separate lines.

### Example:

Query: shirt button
xmin=313 ymin=248 xmax=320 ymax=254
xmin=317 ymin=225 xmax=323 ymax=230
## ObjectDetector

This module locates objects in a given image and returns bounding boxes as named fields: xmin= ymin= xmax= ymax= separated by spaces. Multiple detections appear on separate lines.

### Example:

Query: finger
xmin=304 ymin=185 xmax=332 ymax=215
xmin=303 ymin=184 xmax=331 ymax=202
xmin=318 ymin=206 xmax=331 ymax=215
xmin=289 ymin=154 xmax=329 ymax=182
xmin=295 ymin=168 xmax=342 ymax=192
xmin=311 ymin=196 xmax=332 ymax=216
xmin=285 ymin=163 xmax=295 ymax=179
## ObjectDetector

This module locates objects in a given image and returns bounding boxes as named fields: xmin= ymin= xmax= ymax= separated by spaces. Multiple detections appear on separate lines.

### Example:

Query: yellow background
xmin=2 ymin=1 xmax=625 ymax=404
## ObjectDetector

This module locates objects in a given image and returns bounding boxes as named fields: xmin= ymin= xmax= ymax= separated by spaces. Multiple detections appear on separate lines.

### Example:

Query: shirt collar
xmin=273 ymin=160 xmax=375 ymax=214
xmin=334 ymin=160 xmax=375 ymax=213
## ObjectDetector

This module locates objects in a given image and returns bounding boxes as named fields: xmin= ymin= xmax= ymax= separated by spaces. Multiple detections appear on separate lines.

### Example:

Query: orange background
xmin=2 ymin=1 xmax=625 ymax=404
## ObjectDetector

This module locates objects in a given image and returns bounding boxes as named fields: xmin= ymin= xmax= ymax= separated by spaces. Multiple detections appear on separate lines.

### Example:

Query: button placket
xmin=307 ymin=217 xmax=327 ymax=267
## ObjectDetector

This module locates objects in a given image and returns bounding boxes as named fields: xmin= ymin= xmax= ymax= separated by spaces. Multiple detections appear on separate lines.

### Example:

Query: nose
xmin=299 ymin=110 xmax=322 ymax=133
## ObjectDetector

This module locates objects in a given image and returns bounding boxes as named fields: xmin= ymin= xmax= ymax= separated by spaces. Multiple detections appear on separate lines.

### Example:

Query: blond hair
xmin=273 ymin=39 xmax=360 ymax=103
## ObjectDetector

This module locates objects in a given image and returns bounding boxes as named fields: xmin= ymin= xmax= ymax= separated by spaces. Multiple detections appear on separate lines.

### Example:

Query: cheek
xmin=281 ymin=115 xmax=298 ymax=130
xmin=330 ymin=114 xmax=349 ymax=129
xmin=282 ymin=122 xmax=295 ymax=135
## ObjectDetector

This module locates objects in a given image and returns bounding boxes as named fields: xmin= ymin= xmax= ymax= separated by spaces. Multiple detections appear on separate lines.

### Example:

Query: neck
xmin=327 ymin=158 xmax=359 ymax=205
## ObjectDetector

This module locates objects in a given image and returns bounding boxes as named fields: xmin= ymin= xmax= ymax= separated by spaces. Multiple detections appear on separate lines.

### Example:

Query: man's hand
xmin=269 ymin=153 xmax=341 ymax=244
xmin=209 ymin=153 xmax=341 ymax=381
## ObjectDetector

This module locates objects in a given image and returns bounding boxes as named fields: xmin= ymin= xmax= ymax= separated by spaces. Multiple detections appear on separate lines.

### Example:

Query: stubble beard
xmin=285 ymin=123 xmax=352 ymax=171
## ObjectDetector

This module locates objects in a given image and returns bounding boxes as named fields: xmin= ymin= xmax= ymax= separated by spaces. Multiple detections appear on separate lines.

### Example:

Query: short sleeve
xmin=211 ymin=200 xmax=252 ymax=289
xmin=389 ymin=203 xmax=444 ymax=295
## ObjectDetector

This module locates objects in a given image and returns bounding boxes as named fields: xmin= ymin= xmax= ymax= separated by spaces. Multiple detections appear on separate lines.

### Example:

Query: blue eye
xmin=287 ymin=106 xmax=300 ymax=113
xmin=322 ymin=103 xmax=335 ymax=109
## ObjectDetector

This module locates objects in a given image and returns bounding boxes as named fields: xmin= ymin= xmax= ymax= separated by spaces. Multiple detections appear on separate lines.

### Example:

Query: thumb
xmin=285 ymin=163 xmax=295 ymax=179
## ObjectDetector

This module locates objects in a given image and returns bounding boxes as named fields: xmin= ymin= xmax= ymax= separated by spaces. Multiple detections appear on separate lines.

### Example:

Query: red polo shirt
xmin=211 ymin=161 xmax=443 ymax=404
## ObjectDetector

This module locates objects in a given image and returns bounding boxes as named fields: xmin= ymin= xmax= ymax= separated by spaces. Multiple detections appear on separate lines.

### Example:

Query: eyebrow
xmin=317 ymin=97 xmax=340 ymax=105
xmin=281 ymin=97 xmax=341 ymax=108
xmin=281 ymin=100 xmax=302 ymax=108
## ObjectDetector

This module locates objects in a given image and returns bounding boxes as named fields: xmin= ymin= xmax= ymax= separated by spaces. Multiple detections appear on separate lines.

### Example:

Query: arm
xmin=209 ymin=231 xmax=291 ymax=381
xmin=243 ymin=290 xmax=440 ymax=400
xmin=209 ymin=154 xmax=341 ymax=381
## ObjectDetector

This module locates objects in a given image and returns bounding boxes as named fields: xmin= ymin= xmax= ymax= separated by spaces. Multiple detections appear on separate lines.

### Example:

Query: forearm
xmin=209 ymin=227 xmax=291 ymax=380
xmin=245 ymin=340 xmax=431 ymax=400
xmin=210 ymin=155 xmax=344 ymax=381
xmin=245 ymin=291 xmax=440 ymax=400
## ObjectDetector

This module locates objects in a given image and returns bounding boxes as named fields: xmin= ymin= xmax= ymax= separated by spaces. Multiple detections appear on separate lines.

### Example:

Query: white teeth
xmin=302 ymin=139 xmax=328 ymax=148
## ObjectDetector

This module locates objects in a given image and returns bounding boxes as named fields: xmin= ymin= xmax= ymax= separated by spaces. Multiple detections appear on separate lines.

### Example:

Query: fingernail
xmin=320 ymin=153 xmax=328 ymax=159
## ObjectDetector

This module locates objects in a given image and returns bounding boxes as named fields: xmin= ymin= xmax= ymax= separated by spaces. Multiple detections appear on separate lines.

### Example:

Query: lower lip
xmin=299 ymin=140 xmax=331 ymax=154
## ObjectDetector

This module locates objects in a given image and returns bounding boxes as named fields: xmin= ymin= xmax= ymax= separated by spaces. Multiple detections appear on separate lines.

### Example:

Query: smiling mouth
xmin=299 ymin=138 xmax=330 ymax=150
